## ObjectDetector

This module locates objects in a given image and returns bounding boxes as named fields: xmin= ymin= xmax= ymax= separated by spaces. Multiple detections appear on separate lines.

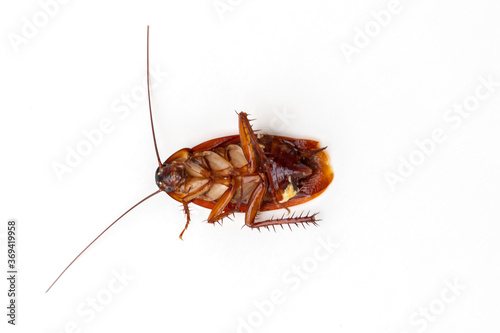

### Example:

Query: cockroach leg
xmin=179 ymin=201 xmax=191 ymax=240
xmin=250 ymin=212 xmax=320 ymax=230
xmin=244 ymin=178 xmax=267 ymax=227
xmin=182 ymin=179 xmax=212 ymax=202
xmin=207 ymin=180 xmax=236 ymax=223
xmin=207 ymin=208 xmax=235 ymax=224
xmin=208 ymin=209 xmax=234 ymax=225
xmin=237 ymin=112 xmax=286 ymax=205
xmin=238 ymin=112 xmax=261 ymax=173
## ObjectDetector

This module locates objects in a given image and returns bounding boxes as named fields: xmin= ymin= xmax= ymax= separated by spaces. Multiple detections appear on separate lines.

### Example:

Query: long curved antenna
xmin=45 ymin=189 xmax=163 ymax=293
xmin=147 ymin=25 xmax=163 ymax=167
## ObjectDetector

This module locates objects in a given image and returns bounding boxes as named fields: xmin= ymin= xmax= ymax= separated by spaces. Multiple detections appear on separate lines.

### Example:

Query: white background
xmin=1 ymin=0 xmax=500 ymax=332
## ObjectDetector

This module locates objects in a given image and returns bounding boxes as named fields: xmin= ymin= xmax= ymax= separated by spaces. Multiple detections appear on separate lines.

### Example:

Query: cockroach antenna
xmin=147 ymin=26 xmax=163 ymax=168
xmin=45 ymin=189 xmax=162 ymax=293
xmin=46 ymin=26 xmax=165 ymax=293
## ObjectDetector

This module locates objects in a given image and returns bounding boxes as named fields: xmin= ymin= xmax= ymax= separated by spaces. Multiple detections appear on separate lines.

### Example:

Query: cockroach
xmin=46 ymin=26 xmax=334 ymax=293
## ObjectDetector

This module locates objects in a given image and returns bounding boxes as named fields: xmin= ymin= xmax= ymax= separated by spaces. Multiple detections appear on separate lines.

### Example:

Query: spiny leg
xmin=251 ymin=212 xmax=320 ymax=231
xmin=237 ymin=112 xmax=289 ymax=209
xmin=243 ymin=177 xmax=320 ymax=230
xmin=238 ymin=112 xmax=263 ymax=174
xmin=244 ymin=177 xmax=267 ymax=227
xmin=238 ymin=113 xmax=321 ymax=230
xmin=178 ymin=179 xmax=213 ymax=239
xmin=207 ymin=180 xmax=236 ymax=224
xmin=209 ymin=209 xmax=236 ymax=226
xmin=179 ymin=201 xmax=191 ymax=240
xmin=233 ymin=173 xmax=263 ymax=212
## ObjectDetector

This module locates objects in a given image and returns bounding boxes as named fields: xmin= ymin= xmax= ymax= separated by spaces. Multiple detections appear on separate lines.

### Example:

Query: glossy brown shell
xmin=165 ymin=134 xmax=333 ymax=212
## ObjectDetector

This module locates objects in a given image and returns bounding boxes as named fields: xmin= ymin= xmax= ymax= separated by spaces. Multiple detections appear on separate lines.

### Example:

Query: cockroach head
xmin=155 ymin=162 xmax=184 ymax=192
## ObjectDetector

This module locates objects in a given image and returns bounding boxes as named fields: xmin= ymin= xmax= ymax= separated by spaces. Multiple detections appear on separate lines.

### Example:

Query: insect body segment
xmin=156 ymin=112 xmax=333 ymax=238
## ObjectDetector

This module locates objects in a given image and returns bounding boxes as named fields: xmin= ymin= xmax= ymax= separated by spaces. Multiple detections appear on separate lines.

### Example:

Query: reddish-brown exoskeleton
xmin=46 ymin=26 xmax=333 ymax=293
xmin=159 ymin=113 xmax=333 ymax=239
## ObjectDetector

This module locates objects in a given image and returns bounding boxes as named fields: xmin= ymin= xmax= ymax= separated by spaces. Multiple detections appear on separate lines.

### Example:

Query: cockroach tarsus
xmin=45 ymin=26 xmax=334 ymax=293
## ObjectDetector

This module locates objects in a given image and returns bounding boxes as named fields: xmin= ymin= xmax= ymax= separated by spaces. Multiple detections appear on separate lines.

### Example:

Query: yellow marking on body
xmin=279 ymin=177 xmax=299 ymax=203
